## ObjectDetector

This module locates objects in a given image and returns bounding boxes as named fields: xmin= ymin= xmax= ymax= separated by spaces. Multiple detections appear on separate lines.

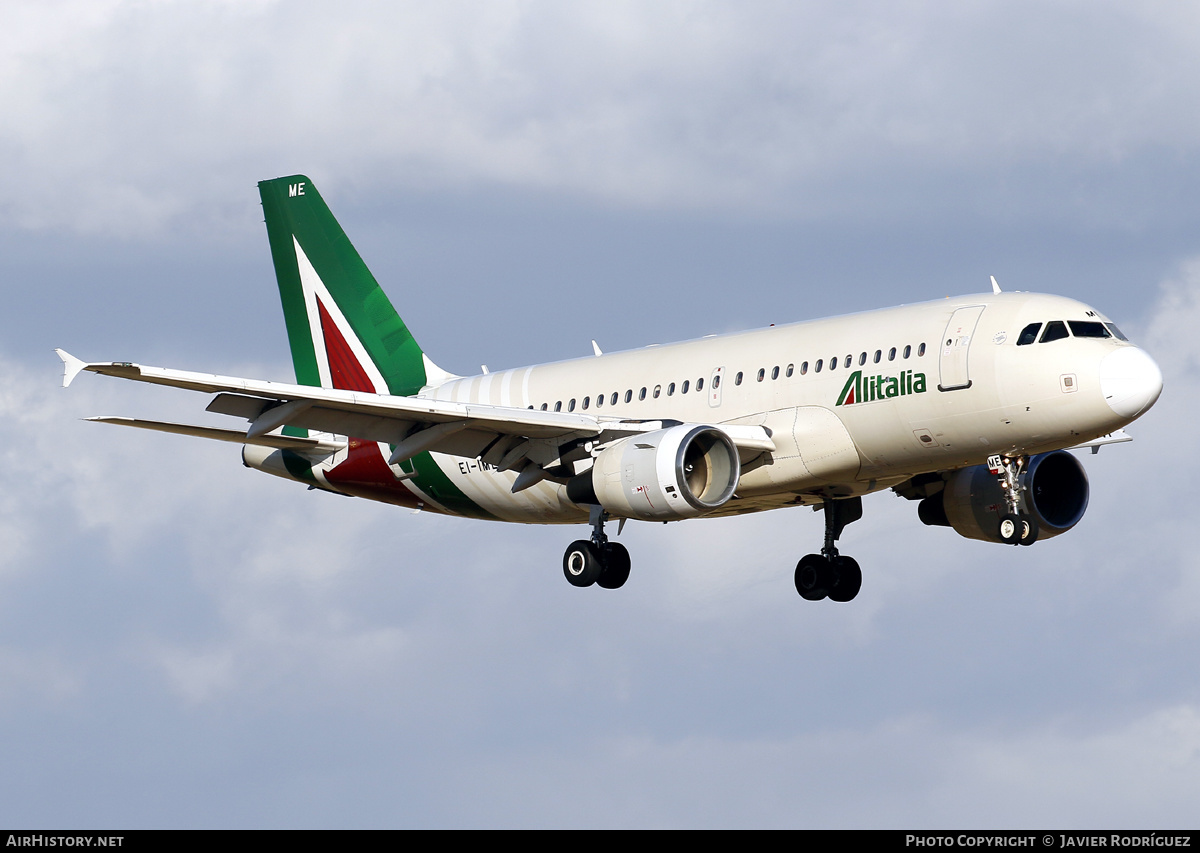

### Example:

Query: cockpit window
xmin=1017 ymin=323 xmax=1042 ymax=346
xmin=1068 ymin=321 xmax=1111 ymax=339
xmin=1039 ymin=321 xmax=1069 ymax=343
xmin=1105 ymin=323 xmax=1129 ymax=341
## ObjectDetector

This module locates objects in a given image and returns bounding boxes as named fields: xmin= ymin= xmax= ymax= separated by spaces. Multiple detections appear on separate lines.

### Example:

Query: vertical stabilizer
xmin=258 ymin=175 xmax=452 ymax=396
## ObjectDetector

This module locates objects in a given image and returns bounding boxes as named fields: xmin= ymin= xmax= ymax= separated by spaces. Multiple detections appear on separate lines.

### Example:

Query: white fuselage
xmin=403 ymin=291 xmax=1157 ymax=524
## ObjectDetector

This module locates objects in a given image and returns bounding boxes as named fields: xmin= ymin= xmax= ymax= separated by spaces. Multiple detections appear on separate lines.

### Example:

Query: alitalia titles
xmin=836 ymin=369 xmax=927 ymax=406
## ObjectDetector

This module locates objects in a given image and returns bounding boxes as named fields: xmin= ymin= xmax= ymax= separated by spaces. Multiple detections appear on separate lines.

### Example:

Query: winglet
xmin=55 ymin=349 xmax=88 ymax=388
xmin=990 ymin=275 xmax=1002 ymax=294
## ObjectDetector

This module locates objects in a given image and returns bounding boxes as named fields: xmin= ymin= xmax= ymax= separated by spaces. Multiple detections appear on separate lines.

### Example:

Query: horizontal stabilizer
xmin=55 ymin=349 xmax=88 ymax=388
xmin=86 ymin=417 xmax=346 ymax=454
xmin=1068 ymin=429 xmax=1132 ymax=454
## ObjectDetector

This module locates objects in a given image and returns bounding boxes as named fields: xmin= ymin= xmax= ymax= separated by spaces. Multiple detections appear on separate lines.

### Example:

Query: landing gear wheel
xmin=827 ymin=556 xmax=862 ymax=602
xmin=795 ymin=554 xmax=831 ymax=601
xmin=998 ymin=513 xmax=1022 ymax=545
xmin=597 ymin=542 xmax=631 ymax=589
xmin=563 ymin=540 xmax=602 ymax=587
xmin=1018 ymin=516 xmax=1039 ymax=546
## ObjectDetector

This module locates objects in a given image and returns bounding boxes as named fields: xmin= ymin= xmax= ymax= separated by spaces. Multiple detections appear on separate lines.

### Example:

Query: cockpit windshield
xmin=1017 ymin=323 xmax=1041 ymax=346
xmin=1039 ymin=321 xmax=1069 ymax=343
xmin=1018 ymin=318 xmax=1128 ymax=345
xmin=1068 ymin=321 xmax=1111 ymax=338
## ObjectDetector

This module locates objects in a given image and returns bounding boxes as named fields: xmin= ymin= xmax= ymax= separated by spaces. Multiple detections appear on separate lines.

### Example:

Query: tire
xmin=563 ymin=540 xmax=602 ymax=587
xmin=998 ymin=513 xmax=1021 ymax=545
xmin=794 ymin=554 xmax=830 ymax=601
xmin=1018 ymin=516 xmax=1039 ymax=546
xmin=597 ymin=542 xmax=631 ymax=589
xmin=827 ymin=556 xmax=862 ymax=602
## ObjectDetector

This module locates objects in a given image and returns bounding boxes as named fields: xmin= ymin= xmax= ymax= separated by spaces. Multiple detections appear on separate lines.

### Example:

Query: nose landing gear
xmin=990 ymin=454 xmax=1039 ymax=546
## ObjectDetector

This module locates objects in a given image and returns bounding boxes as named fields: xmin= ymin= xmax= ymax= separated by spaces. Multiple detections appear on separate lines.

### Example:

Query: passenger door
xmin=938 ymin=306 xmax=986 ymax=391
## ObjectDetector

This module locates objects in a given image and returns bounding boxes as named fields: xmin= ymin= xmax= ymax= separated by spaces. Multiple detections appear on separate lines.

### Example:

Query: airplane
xmin=56 ymin=175 xmax=1164 ymax=602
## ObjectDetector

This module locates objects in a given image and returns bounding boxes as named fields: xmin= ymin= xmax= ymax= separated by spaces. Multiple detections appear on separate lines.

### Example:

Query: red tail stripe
xmin=317 ymin=297 xmax=376 ymax=393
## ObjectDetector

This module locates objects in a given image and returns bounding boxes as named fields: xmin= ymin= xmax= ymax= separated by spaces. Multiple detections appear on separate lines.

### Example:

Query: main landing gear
xmin=563 ymin=506 xmax=631 ymax=590
xmin=795 ymin=497 xmax=864 ymax=602
xmin=990 ymin=454 xmax=1038 ymax=546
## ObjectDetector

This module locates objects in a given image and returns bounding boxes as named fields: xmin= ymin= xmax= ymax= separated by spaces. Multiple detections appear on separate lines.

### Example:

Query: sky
xmin=1 ymin=0 xmax=1199 ymax=829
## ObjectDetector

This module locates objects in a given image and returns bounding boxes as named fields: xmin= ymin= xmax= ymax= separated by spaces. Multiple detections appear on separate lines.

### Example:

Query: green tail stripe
xmin=258 ymin=175 xmax=428 ymax=396
xmin=403 ymin=453 xmax=499 ymax=521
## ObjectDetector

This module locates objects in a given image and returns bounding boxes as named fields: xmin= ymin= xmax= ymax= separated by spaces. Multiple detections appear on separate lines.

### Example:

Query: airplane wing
xmin=83 ymin=417 xmax=348 ymax=454
xmin=59 ymin=350 xmax=774 ymax=487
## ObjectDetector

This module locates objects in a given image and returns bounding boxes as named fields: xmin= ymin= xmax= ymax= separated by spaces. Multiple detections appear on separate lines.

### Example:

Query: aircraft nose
xmin=1099 ymin=346 xmax=1163 ymax=419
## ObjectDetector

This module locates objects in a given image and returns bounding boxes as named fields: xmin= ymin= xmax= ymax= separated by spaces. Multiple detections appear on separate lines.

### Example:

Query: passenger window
xmin=596 ymin=394 xmax=604 ymax=408
xmin=568 ymin=399 xmax=575 ymax=412
xmin=1017 ymin=323 xmax=1042 ymax=346
xmin=829 ymin=356 xmax=837 ymax=371
xmin=682 ymin=380 xmax=689 ymax=394
xmin=582 ymin=397 xmax=590 ymax=410
xmin=668 ymin=382 xmax=675 ymax=395
xmin=1040 ymin=321 xmax=1068 ymax=343
xmin=786 ymin=364 xmax=794 ymax=377
xmin=540 ymin=403 xmax=548 ymax=411
xmin=611 ymin=392 xmax=618 ymax=405
xmin=888 ymin=347 xmax=896 ymax=361
xmin=624 ymin=390 xmax=633 ymax=403
xmin=917 ymin=343 xmax=926 ymax=357
xmin=772 ymin=366 xmax=780 ymax=380
xmin=757 ymin=368 xmax=765 ymax=382
xmin=815 ymin=359 xmax=823 ymax=372
xmin=697 ymin=378 xmax=705 ymax=391
xmin=653 ymin=385 xmax=661 ymax=398
xmin=1068 ymin=321 xmax=1111 ymax=339
xmin=554 ymin=401 xmax=562 ymax=412
xmin=735 ymin=372 xmax=743 ymax=385
xmin=874 ymin=350 xmax=882 ymax=363
xmin=858 ymin=352 xmax=866 ymax=366
xmin=637 ymin=387 xmax=645 ymax=400
xmin=903 ymin=345 xmax=911 ymax=359
xmin=800 ymin=361 xmax=808 ymax=375
xmin=845 ymin=355 xmax=852 ymax=368
xmin=711 ymin=376 xmax=720 ymax=390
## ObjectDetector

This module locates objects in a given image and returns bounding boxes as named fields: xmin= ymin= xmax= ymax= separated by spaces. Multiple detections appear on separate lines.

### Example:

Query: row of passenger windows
xmin=529 ymin=341 xmax=928 ymax=413
xmin=1017 ymin=320 xmax=1127 ymax=346
xmin=534 ymin=376 xmax=709 ymax=411
xmin=732 ymin=342 xmax=926 ymax=386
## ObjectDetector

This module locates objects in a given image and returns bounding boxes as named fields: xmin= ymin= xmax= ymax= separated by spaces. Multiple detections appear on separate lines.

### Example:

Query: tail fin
xmin=258 ymin=175 xmax=454 ymax=396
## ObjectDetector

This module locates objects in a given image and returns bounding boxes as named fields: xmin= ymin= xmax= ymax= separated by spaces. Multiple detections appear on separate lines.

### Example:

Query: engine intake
xmin=571 ymin=425 xmax=740 ymax=521
xmin=918 ymin=450 xmax=1090 ymax=543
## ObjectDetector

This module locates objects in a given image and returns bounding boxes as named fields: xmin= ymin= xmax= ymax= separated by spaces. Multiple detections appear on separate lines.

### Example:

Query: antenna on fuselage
xmin=990 ymin=275 xmax=1002 ymax=294
xmin=592 ymin=340 xmax=603 ymax=357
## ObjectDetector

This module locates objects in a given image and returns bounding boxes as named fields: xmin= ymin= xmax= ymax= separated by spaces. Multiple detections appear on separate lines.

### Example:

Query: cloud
xmin=2 ymin=3 xmax=1200 ymax=823
xmin=5 ymin=258 xmax=1198 ymax=825
xmin=5 ymin=1 xmax=1200 ymax=235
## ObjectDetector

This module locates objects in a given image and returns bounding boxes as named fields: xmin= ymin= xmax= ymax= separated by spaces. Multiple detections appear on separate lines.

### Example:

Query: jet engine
xmin=567 ymin=424 xmax=740 ymax=521
xmin=918 ymin=450 xmax=1090 ymax=543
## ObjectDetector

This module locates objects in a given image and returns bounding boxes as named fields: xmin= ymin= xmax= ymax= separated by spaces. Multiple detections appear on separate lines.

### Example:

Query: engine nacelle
xmin=570 ymin=424 xmax=740 ymax=521
xmin=918 ymin=450 xmax=1090 ymax=543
